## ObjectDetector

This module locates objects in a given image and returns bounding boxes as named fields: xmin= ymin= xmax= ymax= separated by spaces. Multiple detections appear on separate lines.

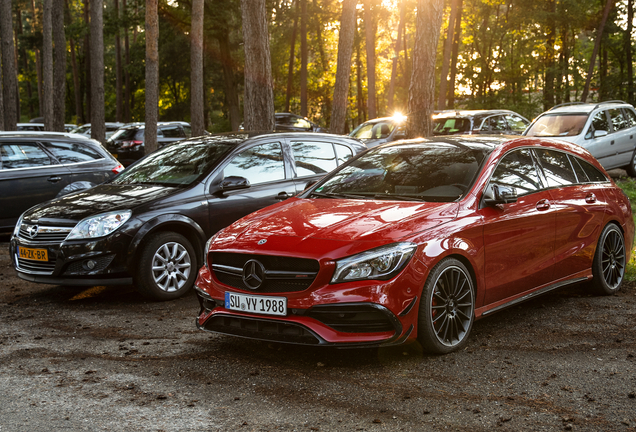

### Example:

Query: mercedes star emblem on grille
xmin=242 ymin=259 xmax=266 ymax=290
xmin=26 ymin=225 xmax=39 ymax=239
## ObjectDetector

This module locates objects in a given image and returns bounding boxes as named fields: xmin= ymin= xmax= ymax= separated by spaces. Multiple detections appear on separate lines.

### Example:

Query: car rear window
xmin=41 ymin=141 xmax=104 ymax=163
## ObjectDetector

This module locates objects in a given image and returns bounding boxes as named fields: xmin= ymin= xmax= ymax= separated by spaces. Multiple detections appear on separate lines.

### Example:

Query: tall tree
xmin=388 ymin=0 xmax=406 ymax=112
xmin=437 ymin=0 xmax=460 ymax=110
xmin=447 ymin=0 xmax=462 ymax=108
xmin=300 ymin=0 xmax=308 ymax=116
xmin=240 ymin=0 xmax=275 ymax=130
xmin=0 ymin=44 xmax=4 ymax=130
xmin=52 ymin=0 xmax=66 ymax=131
xmin=83 ymin=0 xmax=91 ymax=122
xmin=145 ymin=0 xmax=159 ymax=153
xmin=581 ymin=0 xmax=613 ymax=102
xmin=218 ymin=32 xmax=240 ymax=131
xmin=91 ymin=0 xmax=105 ymax=141
xmin=30 ymin=0 xmax=44 ymax=117
xmin=42 ymin=0 xmax=54 ymax=130
xmin=1 ymin=0 xmax=18 ymax=129
xmin=285 ymin=0 xmax=298 ymax=113
xmin=123 ymin=0 xmax=131 ymax=122
xmin=626 ymin=0 xmax=634 ymax=103
xmin=115 ymin=0 xmax=123 ymax=122
xmin=191 ymin=0 xmax=205 ymax=136
xmin=364 ymin=0 xmax=377 ymax=119
xmin=408 ymin=0 xmax=444 ymax=137
xmin=330 ymin=0 xmax=357 ymax=134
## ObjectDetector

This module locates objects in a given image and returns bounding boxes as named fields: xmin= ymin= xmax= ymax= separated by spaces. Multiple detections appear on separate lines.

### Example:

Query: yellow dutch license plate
xmin=18 ymin=246 xmax=48 ymax=262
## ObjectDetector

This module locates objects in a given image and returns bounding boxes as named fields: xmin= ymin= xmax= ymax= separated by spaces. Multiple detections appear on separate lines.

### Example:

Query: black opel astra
xmin=10 ymin=132 xmax=365 ymax=300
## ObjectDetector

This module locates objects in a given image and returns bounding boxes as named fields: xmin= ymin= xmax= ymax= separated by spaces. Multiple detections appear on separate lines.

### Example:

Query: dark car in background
xmin=433 ymin=110 xmax=530 ymax=136
xmin=105 ymin=121 xmax=192 ymax=166
xmin=70 ymin=122 xmax=125 ymax=140
xmin=0 ymin=132 xmax=124 ymax=232
xmin=239 ymin=113 xmax=328 ymax=133
xmin=10 ymin=132 xmax=366 ymax=300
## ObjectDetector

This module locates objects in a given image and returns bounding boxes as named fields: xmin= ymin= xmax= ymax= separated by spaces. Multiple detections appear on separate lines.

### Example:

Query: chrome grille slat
xmin=18 ymin=224 xmax=74 ymax=243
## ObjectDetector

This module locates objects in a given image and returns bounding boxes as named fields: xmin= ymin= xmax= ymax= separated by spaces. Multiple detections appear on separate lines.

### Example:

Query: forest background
xmin=0 ymin=0 xmax=632 ymax=138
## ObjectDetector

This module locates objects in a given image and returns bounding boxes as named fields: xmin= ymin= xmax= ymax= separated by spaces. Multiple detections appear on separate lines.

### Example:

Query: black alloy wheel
xmin=589 ymin=223 xmax=625 ymax=295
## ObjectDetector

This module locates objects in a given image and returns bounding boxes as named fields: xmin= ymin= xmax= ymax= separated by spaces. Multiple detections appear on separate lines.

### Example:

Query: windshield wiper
xmin=369 ymin=193 xmax=427 ymax=202
xmin=309 ymin=191 xmax=368 ymax=199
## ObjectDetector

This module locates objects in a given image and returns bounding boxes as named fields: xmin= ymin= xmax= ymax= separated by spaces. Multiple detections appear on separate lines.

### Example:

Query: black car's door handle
xmin=276 ymin=192 xmax=291 ymax=200
xmin=47 ymin=176 xmax=62 ymax=183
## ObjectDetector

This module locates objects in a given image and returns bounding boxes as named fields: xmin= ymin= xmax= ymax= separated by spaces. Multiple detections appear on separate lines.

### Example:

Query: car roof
xmin=0 ymin=131 xmax=98 ymax=141
xmin=181 ymin=131 xmax=365 ymax=148
xmin=545 ymin=100 xmax=634 ymax=115
xmin=433 ymin=109 xmax=523 ymax=119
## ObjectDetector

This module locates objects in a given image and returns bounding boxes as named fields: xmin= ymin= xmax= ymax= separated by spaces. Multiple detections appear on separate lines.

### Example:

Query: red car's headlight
xmin=331 ymin=242 xmax=417 ymax=283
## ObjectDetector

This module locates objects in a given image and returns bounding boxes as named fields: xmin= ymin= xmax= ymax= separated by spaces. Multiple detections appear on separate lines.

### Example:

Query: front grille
xmin=305 ymin=304 xmax=397 ymax=333
xmin=210 ymin=252 xmax=319 ymax=293
xmin=16 ymin=257 xmax=56 ymax=274
xmin=18 ymin=224 xmax=73 ymax=243
xmin=201 ymin=314 xmax=322 ymax=345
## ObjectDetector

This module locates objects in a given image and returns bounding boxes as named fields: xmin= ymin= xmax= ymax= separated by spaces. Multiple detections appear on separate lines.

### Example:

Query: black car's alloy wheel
xmin=136 ymin=232 xmax=197 ymax=300
xmin=418 ymin=258 xmax=474 ymax=354
xmin=589 ymin=223 xmax=625 ymax=295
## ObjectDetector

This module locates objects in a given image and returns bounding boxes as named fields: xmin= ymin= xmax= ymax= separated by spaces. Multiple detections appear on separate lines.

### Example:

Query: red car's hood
xmin=212 ymin=197 xmax=458 ymax=258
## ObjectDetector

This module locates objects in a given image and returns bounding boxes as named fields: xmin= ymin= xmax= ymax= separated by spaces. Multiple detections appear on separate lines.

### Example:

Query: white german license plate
xmin=225 ymin=292 xmax=287 ymax=316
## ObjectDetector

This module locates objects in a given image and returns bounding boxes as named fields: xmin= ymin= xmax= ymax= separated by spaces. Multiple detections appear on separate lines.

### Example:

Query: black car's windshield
xmin=111 ymin=138 xmax=233 ymax=186
xmin=350 ymin=120 xmax=396 ymax=139
xmin=309 ymin=142 xmax=487 ymax=202
xmin=525 ymin=114 xmax=588 ymax=137
xmin=433 ymin=118 xmax=471 ymax=134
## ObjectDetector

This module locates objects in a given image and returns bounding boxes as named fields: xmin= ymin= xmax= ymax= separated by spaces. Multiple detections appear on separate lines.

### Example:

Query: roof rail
xmin=593 ymin=100 xmax=628 ymax=109
xmin=548 ymin=102 xmax=585 ymax=111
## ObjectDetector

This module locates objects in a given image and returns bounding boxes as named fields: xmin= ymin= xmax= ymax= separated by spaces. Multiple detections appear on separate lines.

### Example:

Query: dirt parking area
xmin=0 ymin=236 xmax=635 ymax=432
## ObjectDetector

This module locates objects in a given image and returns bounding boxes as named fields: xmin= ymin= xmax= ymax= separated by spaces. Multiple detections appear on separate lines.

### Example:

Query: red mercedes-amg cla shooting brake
xmin=194 ymin=136 xmax=634 ymax=353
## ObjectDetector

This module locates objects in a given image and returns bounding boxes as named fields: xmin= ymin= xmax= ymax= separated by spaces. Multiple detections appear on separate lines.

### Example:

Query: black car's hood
xmin=25 ymin=183 xmax=179 ymax=224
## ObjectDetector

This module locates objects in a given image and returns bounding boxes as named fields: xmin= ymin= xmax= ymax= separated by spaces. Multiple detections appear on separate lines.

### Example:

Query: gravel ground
xmin=1 ymin=236 xmax=635 ymax=432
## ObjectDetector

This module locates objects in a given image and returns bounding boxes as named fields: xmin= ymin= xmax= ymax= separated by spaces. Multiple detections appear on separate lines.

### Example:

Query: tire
xmin=588 ymin=223 xmax=626 ymax=295
xmin=417 ymin=258 xmax=475 ymax=354
xmin=625 ymin=149 xmax=636 ymax=177
xmin=135 ymin=232 xmax=197 ymax=301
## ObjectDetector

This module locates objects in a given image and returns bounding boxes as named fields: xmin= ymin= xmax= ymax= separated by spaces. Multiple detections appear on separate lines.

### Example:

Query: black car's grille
xmin=18 ymin=224 xmax=73 ymax=243
xmin=201 ymin=314 xmax=322 ymax=345
xmin=210 ymin=252 xmax=319 ymax=293
xmin=16 ymin=256 xmax=56 ymax=274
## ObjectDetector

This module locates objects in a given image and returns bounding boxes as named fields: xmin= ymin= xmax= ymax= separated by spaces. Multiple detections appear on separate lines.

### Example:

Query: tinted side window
xmin=586 ymin=111 xmax=610 ymax=138
xmin=292 ymin=141 xmax=337 ymax=176
xmin=576 ymin=158 xmax=608 ymax=182
xmin=223 ymin=142 xmax=285 ymax=184
xmin=334 ymin=144 xmax=353 ymax=165
xmin=487 ymin=116 xmax=507 ymax=132
xmin=490 ymin=149 xmax=542 ymax=195
xmin=568 ymin=155 xmax=589 ymax=183
xmin=535 ymin=149 xmax=576 ymax=187
xmin=505 ymin=115 xmax=529 ymax=133
xmin=41 ymin=141 xmax=103 ymax=163
xmin=0 ymin=143 xmax=53 ymax=169
xmin=609 ymin=108 xmax=628 ymax=131
xmin=292 ymin=118 xmax=312 ymax=129
xmin=161 ymin=126 xmax=184 ymax=138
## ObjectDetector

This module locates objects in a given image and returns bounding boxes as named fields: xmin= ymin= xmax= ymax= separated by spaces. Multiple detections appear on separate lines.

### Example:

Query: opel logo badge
xmin=242 ymin=259 xmax=266 ymax=290
xmin=26 ymin=225 xmax=39 ymax=239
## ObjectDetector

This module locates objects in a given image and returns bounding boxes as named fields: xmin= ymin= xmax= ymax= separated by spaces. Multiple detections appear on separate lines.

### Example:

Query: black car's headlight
xmin=67 ymin=210 xmax=132 ymax=240
xmin=331 ymin=242 xmax=417 ymax=283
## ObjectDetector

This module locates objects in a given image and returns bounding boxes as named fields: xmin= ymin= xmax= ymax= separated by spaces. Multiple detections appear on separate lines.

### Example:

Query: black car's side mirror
xmin=483 ymin=184 xmax=518 ymax=206
xmin=219 ymin=176 xmax=251 ymax=192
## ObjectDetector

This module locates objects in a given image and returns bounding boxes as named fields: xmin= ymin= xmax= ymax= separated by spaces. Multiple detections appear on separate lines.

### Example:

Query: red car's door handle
xmin=585 ymin=193 xmax=597 ymax=203
xmin=536 ymin=199 xmax=551 ymax=211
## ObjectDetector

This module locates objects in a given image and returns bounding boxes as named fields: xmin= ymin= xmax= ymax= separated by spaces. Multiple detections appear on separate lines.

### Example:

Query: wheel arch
xmin=129 ymin=215 xmax=207 ymax=269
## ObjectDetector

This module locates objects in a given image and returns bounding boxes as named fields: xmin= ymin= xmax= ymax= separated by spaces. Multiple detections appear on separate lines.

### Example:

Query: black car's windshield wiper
xmin=309 ymin=191 xmax=369 ymax=199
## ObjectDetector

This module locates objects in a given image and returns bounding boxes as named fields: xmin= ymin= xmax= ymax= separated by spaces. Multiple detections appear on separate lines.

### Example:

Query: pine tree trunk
xmin=285 ymin=1 xmax=298 ymax=113
xmin=123 ymin=0 xmax=131 ymax=122
xmin=1 ymin=0 xmax=19 ymax=129
xmin=627 ymin=0 xmax=633 ymax=103
xmin=364 ymin=0 xmax=376 ymax=119
xmin=407 ymin=0 xmax=444 ymax=137
xmin=145 ymin=0 xmax=159 ymax=153
xmin=581 ymin=0 xmax=613 ymax=102
xmin=42 ymin=0 xmax=54 ymax=130
xmin=190 ymin=0 xmax=205 ymax=136
xmin=0 ymin=46 xmax=4 ymax=130
xmin=240 ymin=0 xmax=275 ymax=131
xmin=356 ymin=38 xmax=365 ymax=124
xmin=447 ymin=0 xmax=462 ymax=109
xmin=437 ymin=0 xmax=460 ymax=110
xmin=90 ymin=0 xmax=105 ymax=141
xmin=300 ymin=0 xmax=308 ymax=117
xmin=70 ymin=37 xmax=83 ymax=124
xmin=83 ymin=0 xmax=91 ymax=122
xmin=387 ymin=0 xmax=405 ymax=112
xmin=115 ymin=0 xmax=123 ymax=122
xmin=17 ymin=7 xmax=35 ymax=119
xmin=52 ymin=0 xmax=66 ymax=131
xmin=329 ymin=0 xmax=357 ymax=135
xmin=313 ymin=0 xmax=331 ymax=124
xmin=218 ymin=33 xmax=240 ymax=131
